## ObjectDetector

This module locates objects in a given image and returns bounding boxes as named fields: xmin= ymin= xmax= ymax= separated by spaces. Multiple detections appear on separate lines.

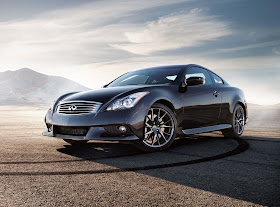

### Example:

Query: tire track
xmin=0 ymin=152 xmax=142 ymax=165
xmin=0 ymin=138 xmax=249 ymax=176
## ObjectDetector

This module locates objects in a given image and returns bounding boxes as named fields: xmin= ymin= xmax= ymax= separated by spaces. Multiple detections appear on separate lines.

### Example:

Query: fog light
xmin=47 ymin=124 xmax=52 ymax=132
xmin=118 ymin=126 xmax=127 ymax=133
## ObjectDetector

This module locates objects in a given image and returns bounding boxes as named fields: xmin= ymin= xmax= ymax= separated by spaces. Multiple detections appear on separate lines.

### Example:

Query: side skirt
xmin=182 ymin=124 xmax=232 ymax=135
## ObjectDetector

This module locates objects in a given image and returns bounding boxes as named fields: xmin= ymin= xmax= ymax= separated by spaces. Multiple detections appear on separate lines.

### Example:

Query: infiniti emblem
xmin=69 ymin=105 xmax=77 ymax=111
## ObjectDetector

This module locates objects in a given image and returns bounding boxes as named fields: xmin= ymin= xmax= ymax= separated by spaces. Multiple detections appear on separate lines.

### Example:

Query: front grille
xmin=53 ymin=125 xmax=89 ymax=136
xmin=57 ymin=101 xmax=102 ymax=115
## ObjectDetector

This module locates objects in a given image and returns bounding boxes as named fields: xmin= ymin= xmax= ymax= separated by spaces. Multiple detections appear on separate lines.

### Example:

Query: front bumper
xmin=42 ymin=127 xmax=139 ymax=141
xmin=42 ymin=101 xmax=149 ymax=141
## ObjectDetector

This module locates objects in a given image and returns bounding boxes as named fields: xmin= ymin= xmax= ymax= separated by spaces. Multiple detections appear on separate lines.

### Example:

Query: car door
xmin=209 ymin=71 xmax=229 ymax=124
xmin=182 ymin=67 xmax=222 ymax=129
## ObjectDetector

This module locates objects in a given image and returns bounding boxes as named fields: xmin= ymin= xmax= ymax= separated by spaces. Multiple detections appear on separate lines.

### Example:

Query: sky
xmin=0 ymin=0 xmax=279 ymax=105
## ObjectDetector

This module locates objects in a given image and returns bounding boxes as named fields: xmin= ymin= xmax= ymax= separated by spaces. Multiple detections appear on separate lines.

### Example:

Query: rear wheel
xmin=135 ymin=103 xmax=177 ymax=152
xmin=63 ymin=139 xmax=88 ymax=145
xmin=222 ymin=104 xmax=245 ymax=138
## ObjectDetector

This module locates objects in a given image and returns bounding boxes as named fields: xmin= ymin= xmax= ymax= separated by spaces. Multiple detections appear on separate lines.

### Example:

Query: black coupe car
xmin=43 ymin=64 xmax=248 ymax=151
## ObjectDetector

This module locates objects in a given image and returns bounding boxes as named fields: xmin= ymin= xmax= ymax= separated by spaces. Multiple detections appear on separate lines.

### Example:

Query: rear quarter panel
xmin=219 ymin=85 xmax=247 ymax=124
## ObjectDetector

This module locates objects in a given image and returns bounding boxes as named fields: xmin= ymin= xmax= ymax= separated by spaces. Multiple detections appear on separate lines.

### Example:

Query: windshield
xmin=107 ymin=67 xmax=182 ymax=87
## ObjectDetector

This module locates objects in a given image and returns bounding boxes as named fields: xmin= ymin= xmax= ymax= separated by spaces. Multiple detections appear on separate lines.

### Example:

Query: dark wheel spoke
xmin=145 ymin=122 xmax=152 ymax=128
xmin=159 ymin=112 xmax=167 ymax=123
xmin=236 ymin=124 xmax=239 ymax=134
xmin=157 ymin=134 xmax=161 ymax=145
xmin=163 ymin=131 xmax=171 ymax=136
xmin=161 ymin=125 xmax=172 ymax=128
xmin=147 ymin=115 xmax=153 ymax=123
xmin=145 ymin=130 xmax=153 ymax=136
xmin=152 ymin=134 xmax=157 ymax=146
xmin=157 ymin=109 xmax=161 ymax=122
xmin=162 ymin=119 xmax=171 ymax=126
xmin=159 ymin=130 xmax=168 ymax=142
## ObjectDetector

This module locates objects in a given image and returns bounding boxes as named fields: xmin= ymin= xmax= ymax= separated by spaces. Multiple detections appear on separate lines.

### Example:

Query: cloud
xmin=0 ymin=0 xmax=189 ymax=70
xmin=272 ymin=47 xmax=280 ymax=55
xmin=218 ymin=40 xmax=280 ymax=53
xmin=0 ymin=0 xmax=279 ymax=105
xmin=110 ymin=9 xmax=231 ymax=55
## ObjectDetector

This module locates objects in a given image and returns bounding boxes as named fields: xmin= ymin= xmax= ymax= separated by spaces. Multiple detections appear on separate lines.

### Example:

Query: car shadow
xmin=57 ymin=134 xmax=280 ymax=207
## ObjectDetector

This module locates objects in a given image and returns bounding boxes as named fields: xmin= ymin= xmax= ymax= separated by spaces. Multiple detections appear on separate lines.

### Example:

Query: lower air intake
xmin=53 ymin=126 xmax=89 ymax=136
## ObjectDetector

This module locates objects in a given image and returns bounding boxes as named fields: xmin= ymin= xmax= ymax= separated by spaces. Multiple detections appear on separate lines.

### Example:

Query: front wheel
xmin=222 ymin=104 xmax=245 ymax=138
xmin=63 ymin=139 xmax=88 ymax=145
xmin=135 ymin=103 xmax=177 ymax=152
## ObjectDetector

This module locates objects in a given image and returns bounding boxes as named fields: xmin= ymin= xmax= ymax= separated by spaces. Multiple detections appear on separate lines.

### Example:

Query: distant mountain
xmin=275 ymin=103 xmax=280 ymax=108
xmin=248 ymin=103 xmax=280 ymax=109
xmin=0 ymin=68 xmax=90 ymax=106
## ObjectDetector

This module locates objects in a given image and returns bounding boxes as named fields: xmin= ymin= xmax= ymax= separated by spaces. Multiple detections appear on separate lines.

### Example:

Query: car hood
xmin=62 ymin=85 xmax=155 ymax=104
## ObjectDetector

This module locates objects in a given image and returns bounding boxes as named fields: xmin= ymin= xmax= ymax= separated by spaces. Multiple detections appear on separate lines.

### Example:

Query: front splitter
xmin=42 ymin=129 xmax=139 ymax=141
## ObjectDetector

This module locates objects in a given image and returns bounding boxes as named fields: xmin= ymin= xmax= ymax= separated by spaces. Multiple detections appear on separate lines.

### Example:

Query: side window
xmin=185 ymin=67 xmax=212 ymax=85
xmin=211 ymin=73 xmax=223 ymax=84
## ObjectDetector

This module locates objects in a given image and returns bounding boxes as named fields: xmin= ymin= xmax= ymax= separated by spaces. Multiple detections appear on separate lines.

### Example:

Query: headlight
xmin=106 ymin=92 xmax=149 ymax=111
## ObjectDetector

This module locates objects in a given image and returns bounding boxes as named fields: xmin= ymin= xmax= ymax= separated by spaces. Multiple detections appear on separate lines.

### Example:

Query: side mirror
xmin=185 ymin=76 xmax=204 ymax=86
xmin=179 ymin=76 xmax=204 ymax=92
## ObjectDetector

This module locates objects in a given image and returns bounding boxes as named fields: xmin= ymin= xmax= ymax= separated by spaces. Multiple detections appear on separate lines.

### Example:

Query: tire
xmin=135 ymin=103 xmax=177 ymax=152
xmin=222 ymin=104 xmax=245 ymax=138
xmin=63 ymin=139 xmax=88 ymax=145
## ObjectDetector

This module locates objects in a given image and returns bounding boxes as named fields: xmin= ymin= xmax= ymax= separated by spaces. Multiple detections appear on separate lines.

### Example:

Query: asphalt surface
xmin=0 ymin=107 xmax=279 ymax=206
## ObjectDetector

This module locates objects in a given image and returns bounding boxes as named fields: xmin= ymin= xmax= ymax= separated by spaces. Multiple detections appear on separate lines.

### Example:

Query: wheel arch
xmin=236 ymin=101 xmax=246 ymax=114
xmin=227 ymin=87 xmax=248 ymax=121
xmin=153 ymin=99 xmax=176 ymax=115
xmin=235 ymin=101 xmax=248 ymax=123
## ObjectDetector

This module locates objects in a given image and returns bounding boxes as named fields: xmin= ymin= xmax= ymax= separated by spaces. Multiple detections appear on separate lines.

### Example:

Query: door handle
xmin=213 ymin=91 xmax=219 ymax=97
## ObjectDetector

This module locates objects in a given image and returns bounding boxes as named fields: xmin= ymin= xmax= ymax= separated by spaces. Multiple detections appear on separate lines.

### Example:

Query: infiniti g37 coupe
xmin=43 ymin=64 xmax=248 ymax=151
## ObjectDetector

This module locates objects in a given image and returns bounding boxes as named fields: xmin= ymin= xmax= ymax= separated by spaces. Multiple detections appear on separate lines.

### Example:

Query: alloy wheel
xmin=143 ymin=107 xmax=175 ymax=148
xmin=234 ymin=107 xmax=245 ymax=135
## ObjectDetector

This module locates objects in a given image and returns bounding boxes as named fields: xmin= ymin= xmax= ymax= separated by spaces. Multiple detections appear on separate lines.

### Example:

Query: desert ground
xmin=0 ymin=105 xmax=279 ymax=206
